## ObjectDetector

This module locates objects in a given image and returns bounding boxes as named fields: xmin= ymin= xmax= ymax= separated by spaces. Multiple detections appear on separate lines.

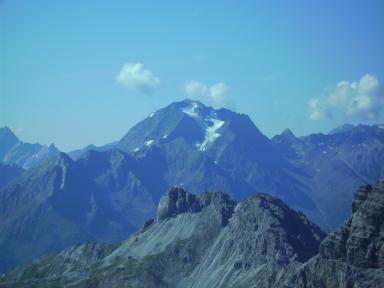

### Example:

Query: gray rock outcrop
xmin=284 ymin=180 xmax=384 ymax=287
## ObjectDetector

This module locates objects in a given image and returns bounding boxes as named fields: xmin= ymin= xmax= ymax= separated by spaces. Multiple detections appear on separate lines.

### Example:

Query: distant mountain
xmin=0 ymin=127 xmax=59 ymax=169
xmin=3 ymin=181 xmax=384 ymax=287
xmin=272 ymin=123 xmax=384 ymax=228
xmin=0 ymin=152 xmax=135 ymax=272
xmin=0 ymin=187 xmax=326 ymax=287
xmin=117 ymin=99 xmax=319 ymax=220
xmin=68 ymin=142 xmax=118 ymax=160
xmin=0 ymin=164 xmax=23 ymax=189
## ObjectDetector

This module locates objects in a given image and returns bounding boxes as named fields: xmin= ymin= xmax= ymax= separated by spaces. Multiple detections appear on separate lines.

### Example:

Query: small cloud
xmin=308 ymin=74 xmax=384 ymax=123
xmin=184 ymin=80 xmax=235 ymax=109
xmin=308 ymin=98 xmax=324 ymax=120
xmin=116 ymin=63 xmax=160 ymax=94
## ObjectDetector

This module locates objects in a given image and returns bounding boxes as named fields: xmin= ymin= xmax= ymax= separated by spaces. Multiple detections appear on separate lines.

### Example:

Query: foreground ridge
xmin=284 ymin=179 xmax=384 ymax=287
xmin=0 ymin=187 xmax=325 ymax=288
xmin=2 ymin=181 xmax=384 ymax=287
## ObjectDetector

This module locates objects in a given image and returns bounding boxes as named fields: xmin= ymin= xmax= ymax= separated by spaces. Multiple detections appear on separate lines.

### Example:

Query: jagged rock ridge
xmin=284 ymin=179 xmax=384 ymax=287
xmin=3 ymin=180 xmax=384 ymax=287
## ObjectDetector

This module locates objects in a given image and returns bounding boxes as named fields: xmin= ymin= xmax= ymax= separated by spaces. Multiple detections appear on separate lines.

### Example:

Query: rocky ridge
xmin=3 ymin=180 xmax=384 ymax=287
xmin=0 ymin=187 xmax=325 ymax=287
xmin=283 ymin=180 xmax=384 ymax=287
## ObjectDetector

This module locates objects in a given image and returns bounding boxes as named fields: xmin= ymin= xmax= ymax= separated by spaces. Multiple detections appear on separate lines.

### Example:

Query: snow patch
xmin=133 ymin=147 xmax=140 ymax=152
xmin=182 ymin=102 xmax=200 ymax=118
xmin=149 ymin=112 xmax=155 ymax=118
xmin=182 ymin=101 xmax=224 ymax=151
xmin=145 ymin=139 xmax=154 ymax=146
xmin=60 ymin=165 xmax=67 ymax=189
xmin=198 ymin=119 xmax=224 ymax=151
xmin=162 ymin=134 xmax=168 ymax=139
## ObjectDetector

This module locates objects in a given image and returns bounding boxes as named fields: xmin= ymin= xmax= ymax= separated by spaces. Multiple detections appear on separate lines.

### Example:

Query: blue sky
xmin=1 ymin=0 xmax=383 ymax=151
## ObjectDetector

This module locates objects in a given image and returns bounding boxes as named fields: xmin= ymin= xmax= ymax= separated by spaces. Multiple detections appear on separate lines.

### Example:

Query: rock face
xmin=0 ymin=188 xmax=325 ymax=288
xmin=320 ymin=181 xmax=384 ymax=268
xmin=0 ymin=164 xmax=23 ymax=189
xmin=157 ymin=187 xmax=236 ymax=226
xmin=284 ymin=179 xmax=384 ymax=287
xmin=157 ymin=187 xmax=201 ymax=221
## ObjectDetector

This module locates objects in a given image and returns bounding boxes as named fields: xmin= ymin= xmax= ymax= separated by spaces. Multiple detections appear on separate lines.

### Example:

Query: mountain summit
xmin=117 ymin=99 xmax=269 ymax=154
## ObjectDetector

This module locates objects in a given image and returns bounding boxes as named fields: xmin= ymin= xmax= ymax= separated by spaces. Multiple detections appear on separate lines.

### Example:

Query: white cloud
xmin=116 ymin=63 xmax=160 ymax=94
xmin=185 ymin=81 xmax=209 ymax=99
xmin=308 ymin=98 xmax=324 ymax=120
xmin=309 ymin=74 xmax=384 ymax=123
xmin=184 ymin=80 xmax=235 ymax=109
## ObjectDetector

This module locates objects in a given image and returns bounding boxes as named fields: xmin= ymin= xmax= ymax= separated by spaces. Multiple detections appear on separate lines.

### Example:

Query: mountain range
xmin=272 ymin=123 xmax=384 ymax=227
xmin=1 ymin=99 xmax=384 ymax=273
xmin=0 ymin=127 xmax=59 ymax=170
xmin=2 ymin=180 xmax=383 ymax=287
